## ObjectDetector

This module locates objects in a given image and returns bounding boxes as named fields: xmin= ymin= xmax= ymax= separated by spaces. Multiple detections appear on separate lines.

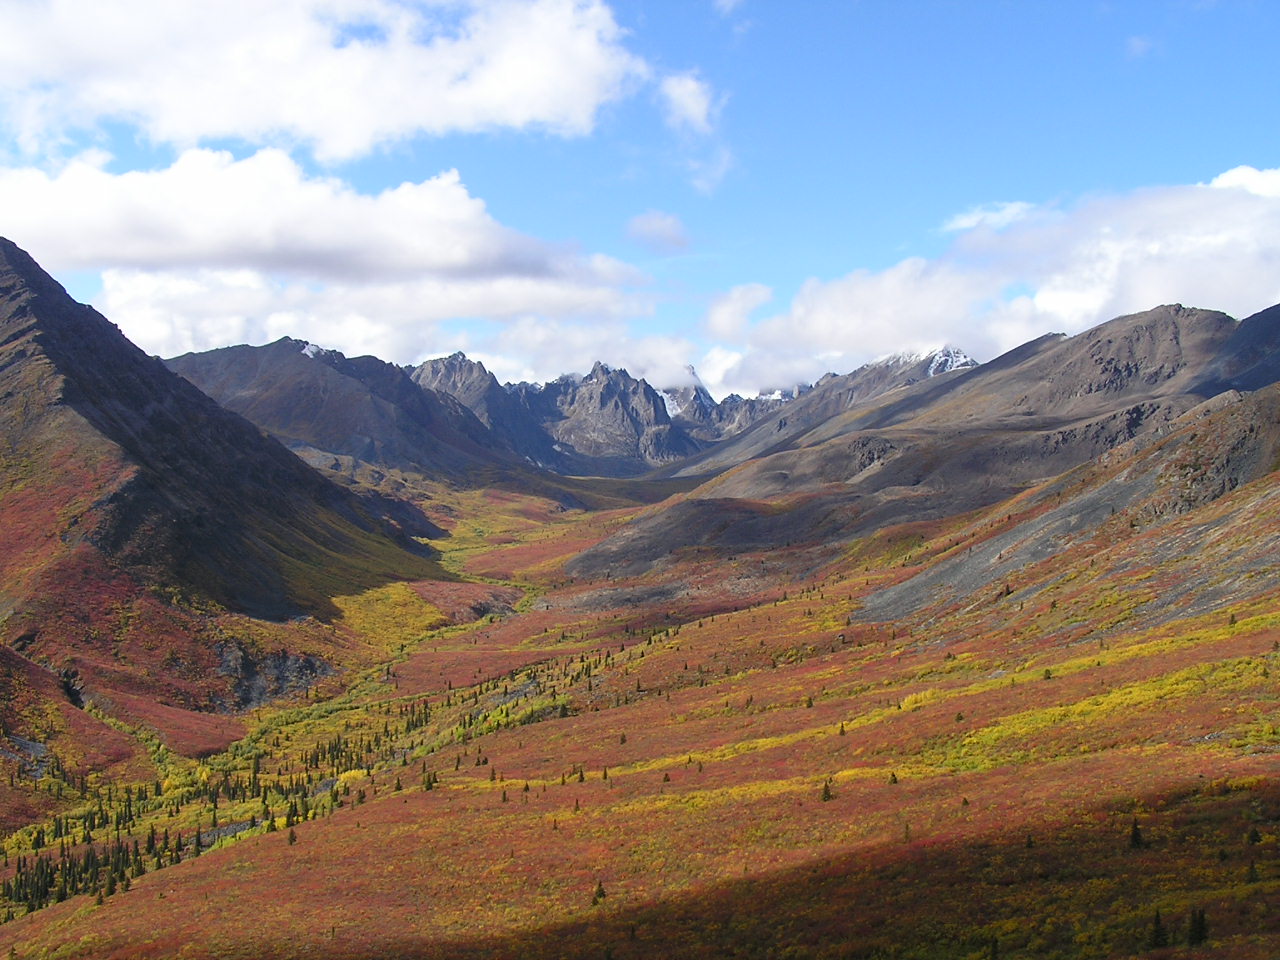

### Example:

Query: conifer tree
xmin=1129 ymin=819 xmax=1145 ymax=849
xmin=1146 ymin=909 xmax=1168 ymax=949
xmin=1188 ymin=907 xmax=1208 ymax=946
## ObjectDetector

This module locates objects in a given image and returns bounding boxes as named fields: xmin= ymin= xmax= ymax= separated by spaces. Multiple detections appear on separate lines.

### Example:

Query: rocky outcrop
xmin=216 ymin=641 xmax=333 ymax=710
xmin=415 ymin=356 xmax=713 ymax=477
xmin=508 ymin=362 xmax=704 ymax=475
xmin=410 ymin=352 xmax=560 ymax=468
xmin=659 ymin=366 xmax=791 ymax=444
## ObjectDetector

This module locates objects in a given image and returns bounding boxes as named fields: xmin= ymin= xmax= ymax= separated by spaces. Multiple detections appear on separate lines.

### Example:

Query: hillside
xmin=413 ymin=353 xmax=790 ymax=477
xmin=566 ymin=304 xmax=1280 ymax=579
xmin=1 ymin=249 xmax=1279 ymax=958
xmin=0 ymin=238 xmax=447 ymax=783
xmin=2 ymin=376 xmax=1279 ymax=956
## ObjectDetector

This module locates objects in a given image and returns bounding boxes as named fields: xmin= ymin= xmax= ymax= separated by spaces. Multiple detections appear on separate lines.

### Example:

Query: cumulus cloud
xmin=626 ymin=210 xmax=690 ymax=252
xmin=699 ymin=166 xmax=1280 ymax=398
xmin=99 ymin=266 xmax=643 ymax=362
xmin=660 ymin=71 xmax=716 ymax=135
xmin=0 ymin=147 xmax=648 ymax=359
xmin=706 ymin=283 xmax=772 ymax=339
xmin=1211 ymin=164 xmax=1280 ymax=197
xmin=0 ymin=148 xmax=639 ymax=286
xmin=0 ymin=0 xmax=648 ymax=161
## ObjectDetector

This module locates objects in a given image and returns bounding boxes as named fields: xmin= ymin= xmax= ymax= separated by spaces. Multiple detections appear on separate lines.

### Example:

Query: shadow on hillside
xmin=316 ymin=778 xmax=1276 ymax=960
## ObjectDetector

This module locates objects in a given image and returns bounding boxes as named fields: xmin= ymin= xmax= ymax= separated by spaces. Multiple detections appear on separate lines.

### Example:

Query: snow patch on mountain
xmin=926 ymin=346 xmax=978 ymax=376
xmin=872 ymin=347 xmax=977 ymax=377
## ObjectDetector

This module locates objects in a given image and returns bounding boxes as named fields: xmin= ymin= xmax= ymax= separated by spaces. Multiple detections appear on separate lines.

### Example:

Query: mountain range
xmin=172 ymin=337 xmax=974 ymax=481
xmin=3 ymin=236 xmax=1280 ymax=958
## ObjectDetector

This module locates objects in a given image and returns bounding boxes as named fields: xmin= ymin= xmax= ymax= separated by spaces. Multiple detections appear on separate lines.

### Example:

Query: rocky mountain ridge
xmin=167 ymin=337 xmax=516 ymax=483
xmin=409 ymin=347 xmax=975 ymax=477
xmin=569 ymin=303 xmax=1280 ymax=578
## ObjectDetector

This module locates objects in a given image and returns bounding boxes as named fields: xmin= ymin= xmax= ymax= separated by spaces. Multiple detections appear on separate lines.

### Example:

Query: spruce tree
xmin=1188 ymin=907 xmax=1208 ymax=946
xmin=1129 ymin=818 xmax=1144 ymax=849
xmin=1146 ymin=909 xmax=1168 ymax=949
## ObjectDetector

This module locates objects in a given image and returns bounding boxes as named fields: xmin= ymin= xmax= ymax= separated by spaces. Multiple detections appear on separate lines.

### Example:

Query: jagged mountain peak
xmin=870 ymin=345 xmax=978 ymax=377
xmin=659 ymin=365 xmax=716 ymax=422
xmin=170 ymin=339 xmax=508 ymax=481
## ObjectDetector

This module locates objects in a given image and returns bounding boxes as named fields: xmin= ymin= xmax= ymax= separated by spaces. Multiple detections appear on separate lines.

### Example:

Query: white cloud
xmin=0 ymin=148 xmax=638 ymax=284
xmin=656 ymin=71 xmax=732 ymax=191
xmin=626 ymin=210 xmax=690 ymax=252
xmin=660 ymin=71 xmax=716 ymax=135
xmin=0 ymin=147 xmax=649 ymax=359
xmin=0 ymin=0 xmax=648 ymax=161
xmin=706 ymin=283 xmax=772 ymax=339
xmin=696 ymin=345 xmax=747 ymax=400
xmin=701 ymin=167 xmax=1280 ymax=397
xmin=1211 ymin=164 xmax=1280 ymax=198
xmin=100 ymin=265 xmax=645 ymax=362
xmin=942 ymin=201 xmax=1033 ymax=233
xmin=713 ymin=0 xmax=744 ymax=14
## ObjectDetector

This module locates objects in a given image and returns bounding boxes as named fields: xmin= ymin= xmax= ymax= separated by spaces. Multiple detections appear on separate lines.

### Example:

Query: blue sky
xmin=1 ymin=0 xmax=1278 ymax=398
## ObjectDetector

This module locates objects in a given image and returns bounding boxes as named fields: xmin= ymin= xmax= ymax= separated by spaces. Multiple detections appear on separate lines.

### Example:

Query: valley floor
xmin=2 ymin=483 xmax=1279 ymax=959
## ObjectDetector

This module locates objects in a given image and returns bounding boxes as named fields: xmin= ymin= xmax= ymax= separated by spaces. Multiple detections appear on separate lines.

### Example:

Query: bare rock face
xmin=415 ymin=356 xmax=711 ymax=477
xmin=168 ymin=339 xmax=509 ymax=484
xmin=511 ymin=362 xmax=704 ymax=474
xmin=216 ymin=640 xmax=333 ymax=711
xmin=410 ymin=352 xmax=560 ymax=469
xmin=659 ymin=365 xmax=792 ymax=444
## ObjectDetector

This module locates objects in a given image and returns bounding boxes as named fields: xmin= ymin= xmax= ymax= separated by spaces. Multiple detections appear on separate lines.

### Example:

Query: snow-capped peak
xmin=659 ymin=365 xmax=718 ymax=420
xmin=871 ymin=347 xmax=976 ymax=377
xmin=925 ymin=347 xmax=977 ymax=377
xmin=300 ymin=342 xmax=323 ymax=359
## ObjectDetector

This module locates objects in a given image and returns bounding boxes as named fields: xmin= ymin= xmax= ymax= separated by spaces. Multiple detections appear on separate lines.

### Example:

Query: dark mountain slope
xmin=1196 ymin=301 xmax=1280 ymax=392
xmin=168 ymin=339 xmax=513 ymax=481
xmin=668 ymin=348 xmax=977 ymax=479
xmin=414 ymin=355 xmax=708 ymax=477
xmin=170 ymin=343 xmax=692 ymax=512
xmin=410 ymin=352 xmax=559 ymax=468
xmin=858 ymin=383 xmax=1280 ymax=625
xmin=569 ymin=304 xmax=1276 ymax=577
xmin=700 ymin=304 xmax=1243 ymax=498
xmin=0 ymin=238 xmax=442 ymax=747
